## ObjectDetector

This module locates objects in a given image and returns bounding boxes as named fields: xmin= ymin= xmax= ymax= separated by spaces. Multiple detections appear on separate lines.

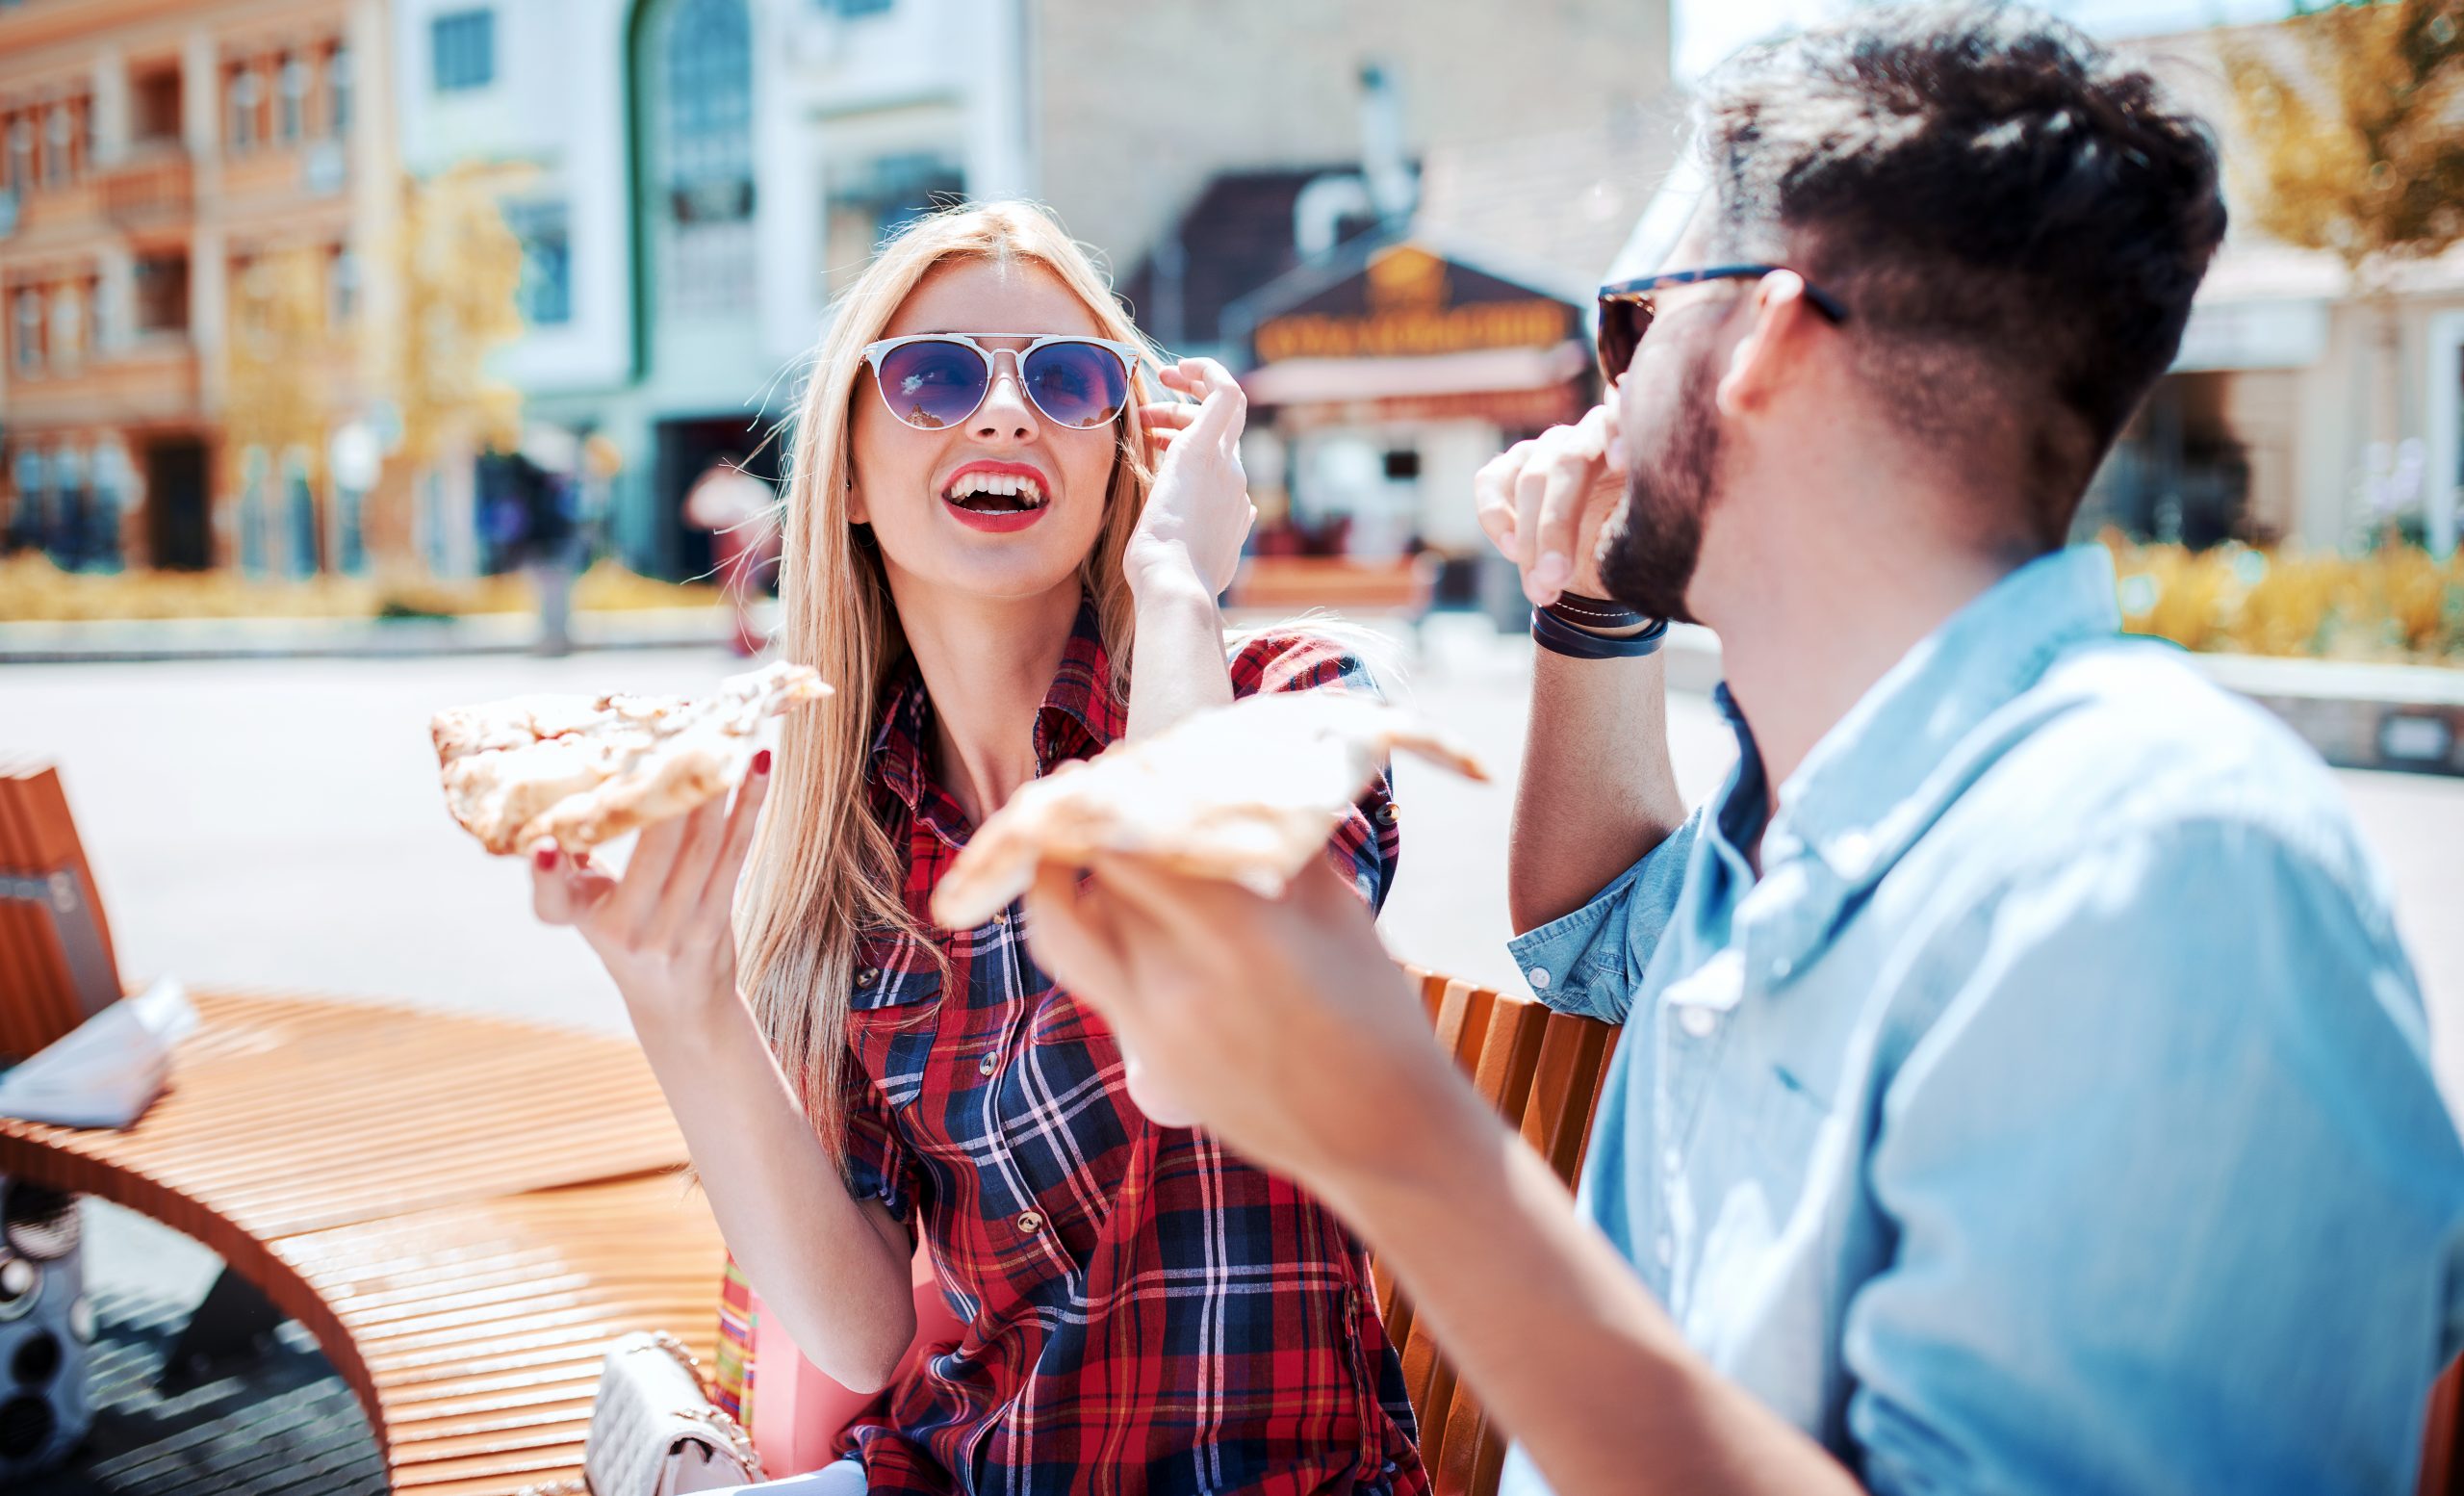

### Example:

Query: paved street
xmin=5 ymin=617 xmax=2462 ymax=1111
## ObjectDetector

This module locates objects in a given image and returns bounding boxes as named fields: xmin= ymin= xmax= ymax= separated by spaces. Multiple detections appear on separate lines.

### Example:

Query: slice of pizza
xmin=432 ymin=661 xmax=832 ymax=856
xmin=929 ymin=688 xmax=1487 ymax=930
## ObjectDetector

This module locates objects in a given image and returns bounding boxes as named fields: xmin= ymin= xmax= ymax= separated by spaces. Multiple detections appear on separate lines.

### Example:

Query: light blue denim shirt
xmin=1501 ymin=546 xmax=2464 ymax=1496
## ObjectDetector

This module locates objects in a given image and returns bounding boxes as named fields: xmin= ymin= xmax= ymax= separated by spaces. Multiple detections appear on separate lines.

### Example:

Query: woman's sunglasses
xmin=859 ymin=333 xmax=1143 ymax=432
xmin=1596 ymin=265 xmax=1850 ymax=382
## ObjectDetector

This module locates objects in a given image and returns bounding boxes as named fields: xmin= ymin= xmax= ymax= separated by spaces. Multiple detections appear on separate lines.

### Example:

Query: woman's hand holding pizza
xmin=529 ymin=751 xmax=774 ymax=1020
xmin=1129 ymin=356 xmax=1255 ymax=601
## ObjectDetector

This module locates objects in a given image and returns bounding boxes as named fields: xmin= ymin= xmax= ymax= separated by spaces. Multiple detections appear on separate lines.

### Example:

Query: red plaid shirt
xmin=836 ymin=601 xmax=1426 ymax=1496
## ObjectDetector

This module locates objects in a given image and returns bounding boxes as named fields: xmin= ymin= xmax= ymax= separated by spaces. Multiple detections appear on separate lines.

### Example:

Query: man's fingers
xmin=1474 ymin=445 xmax=1527 ymax=557
xmin=698 ymin=751 xmax=774 ymax=918
xmin=1022 ymin=862 xmax=1132 ymax=1014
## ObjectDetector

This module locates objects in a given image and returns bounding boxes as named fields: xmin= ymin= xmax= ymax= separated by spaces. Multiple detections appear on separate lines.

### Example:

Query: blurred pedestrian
xmin=520 ymin=426 xmax=586 ymax=657
xmin=685 ymin=457 xmax=779 ymax=657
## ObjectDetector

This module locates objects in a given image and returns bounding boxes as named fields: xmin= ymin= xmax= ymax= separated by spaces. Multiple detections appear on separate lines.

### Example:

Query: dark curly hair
xmin=1695 ymin=3 xmax=2227 ymax=544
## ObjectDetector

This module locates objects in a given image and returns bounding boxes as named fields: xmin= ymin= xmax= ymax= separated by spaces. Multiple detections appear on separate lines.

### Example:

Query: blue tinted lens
xmin=876 ymin=340 xmax=988 ymax=429
xmin=1021 ymin=342 xmax=1130 ymax=428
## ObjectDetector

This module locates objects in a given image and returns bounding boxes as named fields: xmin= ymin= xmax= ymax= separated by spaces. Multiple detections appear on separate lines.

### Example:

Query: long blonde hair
xmin=736 ymin=202 xmax=1164 ymax=1161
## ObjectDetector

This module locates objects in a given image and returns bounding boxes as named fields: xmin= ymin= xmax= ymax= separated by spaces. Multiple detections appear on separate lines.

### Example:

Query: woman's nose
xmin=972 ymin=351 xmax=1040 ymax=441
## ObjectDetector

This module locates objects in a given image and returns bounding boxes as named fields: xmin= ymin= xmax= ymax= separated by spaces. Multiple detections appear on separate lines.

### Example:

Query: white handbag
xmin=518 ymin=1330 xmax=766 ymax=1496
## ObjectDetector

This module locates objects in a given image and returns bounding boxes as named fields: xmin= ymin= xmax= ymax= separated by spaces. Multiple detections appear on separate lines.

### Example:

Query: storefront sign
xmin=1251 ymin=245 xmax=1575 ymax=364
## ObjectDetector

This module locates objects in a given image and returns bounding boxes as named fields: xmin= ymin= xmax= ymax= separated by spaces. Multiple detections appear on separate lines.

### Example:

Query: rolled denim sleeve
xmin=1503 ymin=807 xmax=1703 ymax=1023
xmin=1847 ymin=817 xmax=2464 ymax=1496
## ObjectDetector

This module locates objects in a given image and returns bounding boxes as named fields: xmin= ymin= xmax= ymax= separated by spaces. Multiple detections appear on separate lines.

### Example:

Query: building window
xmin=13 ymin=288 xmax=40 ymax=374
xmin=133 ymin=67 xmax=183 ymax=144
xmin=48 ymin=282 xmax=82 ymax=370
xmin=43 ymin=105 xmax=72 ymax=184
xmin=824 ymin=150 xmax=964 ymax=293
xmin=432 ymin=10 xmax=496 ymax=92
xmin=329 ymin=246 xmax=359 ymax=325
xmin=228 ymin=65 xmax=261 ymax=151
xmin=278 ymin=54 xmax=309 ymax=142
xmin=5 ymin=117 xmax=30 ymax=192
xmin=656 ymin=0 xmax=755 ymax=315
xmin=327 ymin=44 xmax=352 ymax=138
xmin=134 ymin=252 xmax=189 ymax=334
xmin=507 ymin=201 xmax=572 ymax=325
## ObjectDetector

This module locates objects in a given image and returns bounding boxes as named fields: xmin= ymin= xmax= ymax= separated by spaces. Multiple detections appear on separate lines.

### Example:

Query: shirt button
xmin=1654 ymin=1231 xmax=1674 ymax=1267
xmin=1376 ymin=801 xmax=1400 ymax=826
xmin=1016 ymin=1210 xmax=1043 ymax=1236
xmin=855 ymin=967 xmax=879 ymax=989
xmin=990 ymin=910 xmax=1010 ymax=927
xmin=1526 ymin=966 xmax=1552 ymax=991
xmin=1679 ymin=1004 xmax=1718 ymax=1039
xmin=978 ymin=1051 xmax=998 ymax=1077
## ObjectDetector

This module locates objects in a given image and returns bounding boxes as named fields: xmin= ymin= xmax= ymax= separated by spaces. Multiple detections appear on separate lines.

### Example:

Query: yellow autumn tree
xmin=221 ymin=247 xmax=342 ymax=574
xmin=387 ymin=163 xmax=526 ymax=473
xmin=2223 ymin=0 xmax=2464 ymax=546
xmin=2225 ymin=0 xmax=2464 ymax=287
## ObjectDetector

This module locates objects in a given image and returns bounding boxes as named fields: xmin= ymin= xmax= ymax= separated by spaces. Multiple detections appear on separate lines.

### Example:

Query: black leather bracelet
xmin=1545 ymin=591 xmax=1649 ymax=631
xmin=1531 ymin=605 xmax=1669 ymax=659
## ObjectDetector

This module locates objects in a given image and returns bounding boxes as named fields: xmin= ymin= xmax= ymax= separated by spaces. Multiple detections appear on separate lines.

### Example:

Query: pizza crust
xmin=930 ymin=689 xmax=1486 ymax=929
xmin=432 ymin=661 xmax=832 ymax=855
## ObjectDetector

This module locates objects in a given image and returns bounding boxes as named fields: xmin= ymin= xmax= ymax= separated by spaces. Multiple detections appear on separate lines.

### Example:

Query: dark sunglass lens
xmin=1020 ymin=342 xmax=1130 ymax=427
xmin=1597 ymin=298 xmax=1651 ymax=380
xmin=876 ymin=340 xmax=988 ymax=429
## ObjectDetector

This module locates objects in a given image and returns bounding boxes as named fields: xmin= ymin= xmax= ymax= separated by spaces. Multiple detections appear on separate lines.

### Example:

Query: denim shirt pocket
xmin=848 ymin=936 xmax=944 ymax=1111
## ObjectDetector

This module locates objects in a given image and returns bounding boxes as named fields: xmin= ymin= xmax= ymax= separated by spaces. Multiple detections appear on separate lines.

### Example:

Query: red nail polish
xmin=754 ymin=749 xmax=772 ymax=776
xmin=535 ymin=845 xmax=558 ymax=871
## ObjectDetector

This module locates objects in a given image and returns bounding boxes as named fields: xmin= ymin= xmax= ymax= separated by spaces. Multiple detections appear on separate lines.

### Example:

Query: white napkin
xmin=0 ymin=977 xmax=197 ymax=1129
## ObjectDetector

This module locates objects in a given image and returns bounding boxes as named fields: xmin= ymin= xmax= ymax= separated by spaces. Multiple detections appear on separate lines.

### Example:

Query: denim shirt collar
xmin=1695 ymin=545 xmax=2124 ymax=991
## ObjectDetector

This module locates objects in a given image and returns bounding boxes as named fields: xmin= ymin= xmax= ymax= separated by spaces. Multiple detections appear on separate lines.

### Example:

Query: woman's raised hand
xmin=529 ymin=751 xmax=774 ymax=1022
xmin=1129 ymin=357 xmax=1256 ymax=600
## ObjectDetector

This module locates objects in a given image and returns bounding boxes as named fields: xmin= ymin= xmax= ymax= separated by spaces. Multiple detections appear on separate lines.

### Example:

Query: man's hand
xmin=1475 ymin=400 xmax=1630 ymax=607
xmin=1022 ymin=852 xmax=1452 ymax=1190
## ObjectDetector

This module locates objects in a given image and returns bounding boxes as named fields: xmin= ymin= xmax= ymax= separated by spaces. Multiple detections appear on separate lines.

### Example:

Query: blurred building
xmin=390 ymin=0 xmax=1035 ymax=580
xmin=396 ymin=0 xmax=1670 ymax=581
xmin=2087 ymin=23 xmax=2464 ymax=556
xmin=1121 ymin=94 xmax=1680 ymax=603
xmin=0 ymin=0 xmax=392 ymax=574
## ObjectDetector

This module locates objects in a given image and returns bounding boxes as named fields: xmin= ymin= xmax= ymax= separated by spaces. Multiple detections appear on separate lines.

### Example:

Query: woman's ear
xmin=845 ymin=473 xmax=870 ymax=526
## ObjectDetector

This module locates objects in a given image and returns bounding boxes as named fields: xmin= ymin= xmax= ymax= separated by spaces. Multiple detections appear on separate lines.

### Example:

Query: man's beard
xmin=1596 ymin=350 xmax=1722 ymax=625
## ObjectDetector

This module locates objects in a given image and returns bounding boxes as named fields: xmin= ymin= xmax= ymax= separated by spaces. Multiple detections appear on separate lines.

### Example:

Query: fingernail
xmin=753 ymin=749 xmax=772 ymax=776
xmin=534 ymin=845 xmax=558 ymax=871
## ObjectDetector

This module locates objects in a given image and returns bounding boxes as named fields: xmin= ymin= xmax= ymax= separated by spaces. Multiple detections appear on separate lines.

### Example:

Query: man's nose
xmin=972 ymin=351 xmax=1040 ymax=441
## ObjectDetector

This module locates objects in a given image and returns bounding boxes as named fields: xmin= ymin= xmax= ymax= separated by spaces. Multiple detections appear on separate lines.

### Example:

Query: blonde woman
xmin=530 ymin=202 xmax=1427 ymax=1495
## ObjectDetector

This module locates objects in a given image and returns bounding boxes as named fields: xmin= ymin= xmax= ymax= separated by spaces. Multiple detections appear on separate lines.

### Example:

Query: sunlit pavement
xmin=5 ymin=614 xmax=2460 ymax=1113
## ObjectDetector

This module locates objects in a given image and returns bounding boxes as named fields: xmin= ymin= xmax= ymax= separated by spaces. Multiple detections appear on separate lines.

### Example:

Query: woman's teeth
xmin=944 ymin=472 xmax=1048 ymax=512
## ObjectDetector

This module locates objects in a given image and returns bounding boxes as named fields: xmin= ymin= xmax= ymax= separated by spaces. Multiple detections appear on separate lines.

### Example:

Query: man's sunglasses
xmin=1595 ymin=265 xmax=1850 ymax=381
xmin=859 ymin=333 xmax=1143 ymax=432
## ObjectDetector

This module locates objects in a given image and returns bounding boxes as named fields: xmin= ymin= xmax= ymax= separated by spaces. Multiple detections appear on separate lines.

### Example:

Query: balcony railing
xmin=100 ymin=147 xmax=192 ymax=228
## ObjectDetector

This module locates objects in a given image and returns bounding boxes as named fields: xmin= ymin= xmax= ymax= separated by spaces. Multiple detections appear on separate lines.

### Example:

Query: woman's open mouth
xmin=941 ymin=463 xmax=1051 ymax=533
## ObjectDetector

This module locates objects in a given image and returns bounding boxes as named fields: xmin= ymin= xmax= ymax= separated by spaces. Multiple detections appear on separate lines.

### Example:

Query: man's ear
xmin=1714 ymin=271 xmax=1820 ymax=421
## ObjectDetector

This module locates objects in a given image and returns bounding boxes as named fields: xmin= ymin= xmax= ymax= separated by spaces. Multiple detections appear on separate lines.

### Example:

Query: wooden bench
xmin=0 ymin=760 xmax=726 ymax=1495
